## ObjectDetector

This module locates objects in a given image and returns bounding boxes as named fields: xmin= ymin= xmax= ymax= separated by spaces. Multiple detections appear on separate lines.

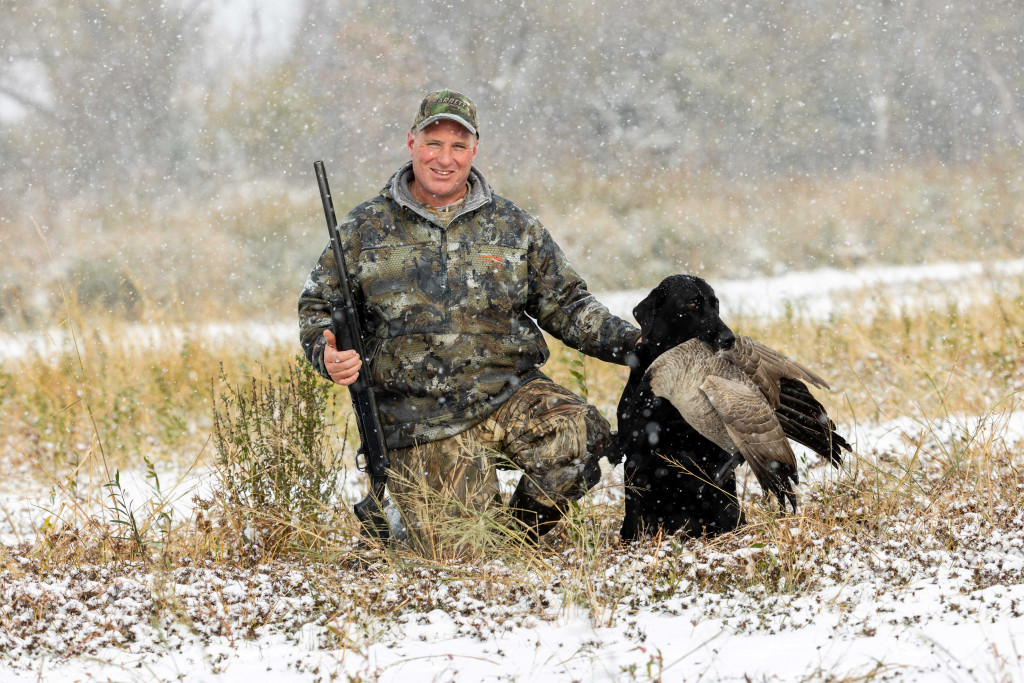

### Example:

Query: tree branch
xmin=0 ymin=84 xmax=56 ymax=120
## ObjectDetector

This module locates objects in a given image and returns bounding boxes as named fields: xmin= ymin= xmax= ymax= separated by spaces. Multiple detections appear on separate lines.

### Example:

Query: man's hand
xmin=323 ymin=329 xmax=362 ymax=386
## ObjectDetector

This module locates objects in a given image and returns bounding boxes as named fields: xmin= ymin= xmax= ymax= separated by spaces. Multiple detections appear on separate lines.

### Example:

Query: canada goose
xmin=646 ymin=334 xmax=842 ymax=511
xmin=606 ymin=274 xmax=850 ymax=540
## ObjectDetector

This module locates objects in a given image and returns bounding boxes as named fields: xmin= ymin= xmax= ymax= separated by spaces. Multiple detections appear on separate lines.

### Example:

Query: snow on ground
xmin=601 ymin=256 xmax=1024 ymax=322
xmin=5 ymin=419 xmax=1024 ymax=683
xmin=3 ymin=256 xmax=1023 ymax=362
xmin=3 ymin=259 xmax=1024 ymax=682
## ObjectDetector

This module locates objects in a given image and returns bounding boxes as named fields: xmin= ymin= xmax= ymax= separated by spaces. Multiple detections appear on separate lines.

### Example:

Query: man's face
xmin=406 ymin=120 xmax=478 ymax=207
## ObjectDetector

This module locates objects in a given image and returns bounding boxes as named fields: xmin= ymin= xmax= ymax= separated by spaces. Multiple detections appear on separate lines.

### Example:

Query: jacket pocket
xmin=447 ymin=243 xmax=528 ymax=334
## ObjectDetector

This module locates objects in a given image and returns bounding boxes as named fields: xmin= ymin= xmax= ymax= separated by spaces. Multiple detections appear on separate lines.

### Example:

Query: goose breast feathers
xmin=644 ymin=335 xmax=830 ymax=510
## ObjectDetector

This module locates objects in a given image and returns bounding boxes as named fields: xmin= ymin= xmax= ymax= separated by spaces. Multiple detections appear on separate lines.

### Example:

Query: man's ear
xmin=407 ymin=129 xmax=416 ymax=156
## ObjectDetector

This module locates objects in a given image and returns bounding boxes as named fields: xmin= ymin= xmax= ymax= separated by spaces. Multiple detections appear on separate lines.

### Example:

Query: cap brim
xmin=415 ymin=114 xmax=478 ymax=137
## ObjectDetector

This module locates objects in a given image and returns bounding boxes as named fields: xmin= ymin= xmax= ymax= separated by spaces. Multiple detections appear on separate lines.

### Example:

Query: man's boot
xmin=507 ymin=479 xmax=562 ymax=543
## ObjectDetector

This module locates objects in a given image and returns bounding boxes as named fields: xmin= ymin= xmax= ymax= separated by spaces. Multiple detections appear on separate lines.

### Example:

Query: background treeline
xmin=1 ymin=0 xmax=1022 ymax=324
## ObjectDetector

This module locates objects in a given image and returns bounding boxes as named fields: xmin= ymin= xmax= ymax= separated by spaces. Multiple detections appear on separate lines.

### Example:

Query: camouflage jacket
xmin=298 ymin=162 xmax=640 ymax=449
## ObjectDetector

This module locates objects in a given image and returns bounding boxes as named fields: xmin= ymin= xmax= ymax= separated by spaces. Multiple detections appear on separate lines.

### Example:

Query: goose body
xmin=645 ymin=335 xmax=835 ymax=510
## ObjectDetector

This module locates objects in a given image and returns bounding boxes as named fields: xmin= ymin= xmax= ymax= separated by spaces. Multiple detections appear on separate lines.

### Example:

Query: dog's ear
xmin=632 ymin=286 xmax=663 ymax=339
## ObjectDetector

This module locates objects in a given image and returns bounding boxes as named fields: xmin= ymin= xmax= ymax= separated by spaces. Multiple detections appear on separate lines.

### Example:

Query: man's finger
xmin=323 ymin=328 xmax=337 ymax=348
xmin=331 ymin=350 xmax=360 ymax=366
xmin=330 ymin=355 xmax=362 ymax=386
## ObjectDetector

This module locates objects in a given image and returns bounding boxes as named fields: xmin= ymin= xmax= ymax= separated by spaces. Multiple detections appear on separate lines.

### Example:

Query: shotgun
xmin=314 ymin=160 xmax=391 ymax=541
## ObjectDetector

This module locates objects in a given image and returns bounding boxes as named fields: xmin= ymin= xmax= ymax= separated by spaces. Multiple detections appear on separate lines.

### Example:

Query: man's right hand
xmin=323 ymin=329 xmax=362 ymax=386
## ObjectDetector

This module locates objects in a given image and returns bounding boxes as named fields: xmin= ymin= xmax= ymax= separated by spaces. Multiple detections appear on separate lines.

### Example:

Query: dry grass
xmin=4 ymin=276 xmax=1023 ymax=558
xmin=2 ymin=159 xmax=1024 ymax=679
xmin=1 ymin=310 xmax=271 ymax=475
xmin=2 ymin=156 xmax=1022 ymax=330
xmin=528 ymin=155 xmax=1024 ymax=288
xmin=4 ymin=277 xmax=1022 ymax=552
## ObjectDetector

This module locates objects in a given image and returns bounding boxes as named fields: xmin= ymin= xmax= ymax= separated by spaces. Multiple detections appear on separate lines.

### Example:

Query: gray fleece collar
xmin=386 ymin=161 xmax=492 ymax=227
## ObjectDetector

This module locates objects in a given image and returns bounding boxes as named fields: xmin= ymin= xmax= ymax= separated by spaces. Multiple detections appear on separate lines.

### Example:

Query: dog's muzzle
xmin=706 ymin=324 xmax=736 ymax=351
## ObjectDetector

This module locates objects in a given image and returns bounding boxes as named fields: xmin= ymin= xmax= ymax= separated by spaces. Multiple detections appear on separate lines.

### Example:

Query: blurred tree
xmin=0 ymin=0 xmax=1021 ymax=205
xmin=0 ymin=0 xmax=209 ymax=197
xmin=201 ymin=63 xmax=322 ymax=181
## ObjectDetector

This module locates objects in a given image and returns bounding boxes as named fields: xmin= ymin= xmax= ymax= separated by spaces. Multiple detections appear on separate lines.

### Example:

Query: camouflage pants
xmin=387 ymin=377 xmax=611 ymax=552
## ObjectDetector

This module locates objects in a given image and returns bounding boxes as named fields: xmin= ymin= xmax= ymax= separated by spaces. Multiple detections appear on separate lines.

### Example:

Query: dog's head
xmin=633 ymin=275 xmax=735 ymax=357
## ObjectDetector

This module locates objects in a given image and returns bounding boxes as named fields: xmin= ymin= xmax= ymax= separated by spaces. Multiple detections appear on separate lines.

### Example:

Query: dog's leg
xmin=713 ymin=452 xmax=744 ymax=485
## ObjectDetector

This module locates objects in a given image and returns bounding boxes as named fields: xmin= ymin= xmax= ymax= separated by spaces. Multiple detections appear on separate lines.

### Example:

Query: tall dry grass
xmin=523 ymin=154 xmax=1024 ymax=288
xmin=4 ymin=274 xmax=1021 ymax=565
xmin=2 ymin=155 xmax=1022 ymax=331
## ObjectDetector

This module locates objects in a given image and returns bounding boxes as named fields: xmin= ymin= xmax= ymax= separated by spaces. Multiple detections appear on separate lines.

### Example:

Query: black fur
xmin=609 ymin=275 xmax=846 ymax=541
xmin=610 ymin=275 xmax=741 ymax=540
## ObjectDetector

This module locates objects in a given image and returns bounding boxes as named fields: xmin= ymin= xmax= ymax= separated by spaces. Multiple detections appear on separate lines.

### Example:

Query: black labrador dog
xmin=607 ymin=274 xmax=848 ymax=540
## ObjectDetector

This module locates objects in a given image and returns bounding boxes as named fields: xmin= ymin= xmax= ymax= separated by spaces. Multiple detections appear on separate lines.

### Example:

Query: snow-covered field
xmin=3 ymin=259 xmax=1024 ymax=683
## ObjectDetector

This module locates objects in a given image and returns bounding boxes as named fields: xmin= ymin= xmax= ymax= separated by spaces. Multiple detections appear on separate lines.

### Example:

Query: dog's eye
xmin=688 ymin=300 xmax=700 ymax=309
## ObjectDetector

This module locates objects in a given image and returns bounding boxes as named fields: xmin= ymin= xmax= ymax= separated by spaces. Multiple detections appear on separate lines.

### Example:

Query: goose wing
xmin=723 ymin=335 xmax=830 ymax=407
xmin=700 ymin=375 xmax=799 ymax=511
xmin=646 ymin=341 xmax=734 ymax=452
xmin=777 ymin=377 xmax=850 ymax=466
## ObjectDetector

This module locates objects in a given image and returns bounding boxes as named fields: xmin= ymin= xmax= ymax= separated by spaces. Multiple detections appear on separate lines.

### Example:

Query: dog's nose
xmin=715 ymin=326 xmax=736 ymax=350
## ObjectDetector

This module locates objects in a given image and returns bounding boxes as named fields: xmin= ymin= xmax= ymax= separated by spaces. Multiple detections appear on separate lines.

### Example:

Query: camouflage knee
xmin=483 ymin=378 xmax=612 ymax=507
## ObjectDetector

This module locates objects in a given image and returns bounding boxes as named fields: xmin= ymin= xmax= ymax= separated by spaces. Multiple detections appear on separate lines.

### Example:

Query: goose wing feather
xmin=700 ymin=375 xmax=799 ymax=511
xmin=723 ymin=335 xmax=830 ymax=407
xmin=777 ymin=378 xmax=850 ymax=464
xmin=647 ymin=340 xmax=736 ymax=453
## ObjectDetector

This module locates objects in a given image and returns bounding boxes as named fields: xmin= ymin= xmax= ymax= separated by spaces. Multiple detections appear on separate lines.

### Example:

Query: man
xmin=298 ymin=90 xmax=640 ymax=548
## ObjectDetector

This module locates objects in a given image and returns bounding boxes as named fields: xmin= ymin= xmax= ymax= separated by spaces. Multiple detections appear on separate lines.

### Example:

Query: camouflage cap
xmin=411 ymin=89 xmax=479 ymax=138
